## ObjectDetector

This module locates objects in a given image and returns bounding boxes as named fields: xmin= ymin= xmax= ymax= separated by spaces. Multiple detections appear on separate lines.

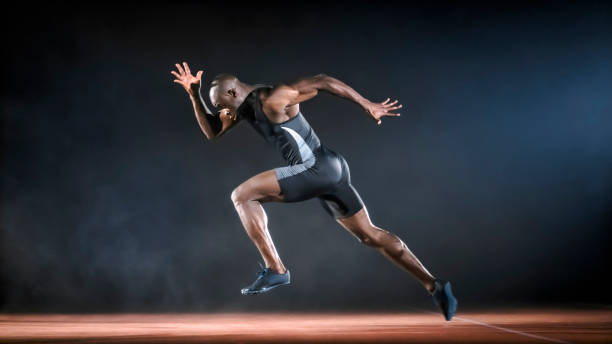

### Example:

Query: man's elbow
xmin=207 ymin=133 xmax=220 ymax=143
xmin=208 ymin=129 xmax=228 ymax=143
xmin=314 ymin=73 xmax=332 ymax=90
xmin=316 ymin=73 xmax=343 ymax=93
xmin=200 ymin=130 xmax=218 ymax=142
xmin=315 ymin=73 xmax=330 ymax=83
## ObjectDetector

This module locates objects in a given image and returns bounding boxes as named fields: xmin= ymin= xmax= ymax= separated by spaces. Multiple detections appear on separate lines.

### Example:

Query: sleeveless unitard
xmin=236 ymin=85 xmax=364 ymax=219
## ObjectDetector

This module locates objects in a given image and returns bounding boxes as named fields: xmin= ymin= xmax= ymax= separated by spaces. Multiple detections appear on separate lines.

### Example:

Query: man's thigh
xmin=234 ymin=169 xmax=285 ymax=203
xmin=318 ymin=182 xmax=365 ymax=220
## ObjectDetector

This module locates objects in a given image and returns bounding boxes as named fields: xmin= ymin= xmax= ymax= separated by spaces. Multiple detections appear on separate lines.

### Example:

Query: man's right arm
xmin=189 ymin=91 xmax=223 ymax=140
xmin=171 ymin=61 xmax=239 ymax=141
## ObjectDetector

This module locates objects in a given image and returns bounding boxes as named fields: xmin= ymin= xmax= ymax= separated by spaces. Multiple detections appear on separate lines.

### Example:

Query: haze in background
xmin=2 ymin=1 xmax=611 ymax=312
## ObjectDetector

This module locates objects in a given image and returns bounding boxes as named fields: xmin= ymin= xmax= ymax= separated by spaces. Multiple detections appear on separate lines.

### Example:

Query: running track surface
xmin=1 ymin=308 xmax=611 ymax=343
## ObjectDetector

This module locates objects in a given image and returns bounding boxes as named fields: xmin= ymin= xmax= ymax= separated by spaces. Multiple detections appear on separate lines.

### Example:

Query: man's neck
xmin=234 ymin=83 xmax=258 ymax=113
xmin=240 ymin=83 xmax=257 ymax=98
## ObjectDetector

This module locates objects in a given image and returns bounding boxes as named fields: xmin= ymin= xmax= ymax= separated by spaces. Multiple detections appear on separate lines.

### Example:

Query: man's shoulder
xmin=264 ymin=84 xmax=299 ymax=102
xmin=257 ymin=84 xmax=300 ymax=120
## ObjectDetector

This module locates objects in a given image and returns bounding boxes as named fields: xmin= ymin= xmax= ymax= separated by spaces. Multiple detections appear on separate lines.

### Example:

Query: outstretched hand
xmin=365 ymin=98 xmax=403 ymax=125
xmin=171 ymin=61 xmax=203 ymax=97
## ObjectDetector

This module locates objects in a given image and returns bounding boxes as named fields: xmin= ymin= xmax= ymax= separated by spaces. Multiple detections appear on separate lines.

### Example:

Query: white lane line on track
xmin=410 ymin=307 xmax=573 ymax=344
xmin=453 ymin=315 xmax=573 ymax=344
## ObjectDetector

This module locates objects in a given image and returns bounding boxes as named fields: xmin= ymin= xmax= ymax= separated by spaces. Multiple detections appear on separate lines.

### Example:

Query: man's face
xmin=209 ymin=86 xmax=239 ymax=117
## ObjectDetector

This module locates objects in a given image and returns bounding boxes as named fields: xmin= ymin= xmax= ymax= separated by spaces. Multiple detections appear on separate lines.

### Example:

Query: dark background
xmin=2 ymin=1 xmax=611 ymax=312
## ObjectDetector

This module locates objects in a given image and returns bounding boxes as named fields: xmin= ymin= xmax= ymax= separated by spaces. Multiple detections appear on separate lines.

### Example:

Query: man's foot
xmin=430 ymin=279 xmax=458 ymax=321
xmin=241 ymin=264 xmax=291 ymax=295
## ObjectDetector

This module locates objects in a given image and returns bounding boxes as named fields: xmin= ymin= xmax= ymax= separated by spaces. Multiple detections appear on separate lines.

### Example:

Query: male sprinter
xmin=171 ymin=62 xmax=457 ymax=320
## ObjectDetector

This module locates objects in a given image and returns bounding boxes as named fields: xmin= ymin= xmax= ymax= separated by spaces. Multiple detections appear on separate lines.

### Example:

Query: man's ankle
xmin=270 ymin=266 xmax=287 ymax=274
xmin=426 ymin=279 xmax=437 ymax=294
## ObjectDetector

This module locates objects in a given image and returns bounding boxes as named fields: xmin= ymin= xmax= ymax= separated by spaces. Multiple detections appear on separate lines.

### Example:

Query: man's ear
xmin=228 ymin=88 xmax=237 ymax=97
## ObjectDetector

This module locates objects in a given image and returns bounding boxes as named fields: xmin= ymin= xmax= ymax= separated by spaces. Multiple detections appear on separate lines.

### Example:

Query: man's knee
xmin=231 ymin=184 xmax=251 ymax=206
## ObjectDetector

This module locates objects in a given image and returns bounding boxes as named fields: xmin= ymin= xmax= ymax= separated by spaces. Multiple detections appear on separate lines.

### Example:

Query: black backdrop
xmin=2 ymin=1 xmax=611 ymax=312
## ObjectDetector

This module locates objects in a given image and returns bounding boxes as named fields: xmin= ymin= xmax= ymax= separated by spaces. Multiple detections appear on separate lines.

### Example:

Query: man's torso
xmin=236 ymin=85 xmax=322 ymax=166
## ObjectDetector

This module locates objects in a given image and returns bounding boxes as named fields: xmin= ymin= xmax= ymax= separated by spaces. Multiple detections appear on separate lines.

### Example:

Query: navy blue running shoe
xmin=241 ymin=263 xmax=291 ymax=295
xmin=431 ymin=279 xmax=458 ymax=321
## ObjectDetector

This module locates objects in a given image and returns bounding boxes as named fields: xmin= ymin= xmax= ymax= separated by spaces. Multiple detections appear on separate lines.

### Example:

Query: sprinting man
xmin=171 ymin=62 xmax=457 ymax=320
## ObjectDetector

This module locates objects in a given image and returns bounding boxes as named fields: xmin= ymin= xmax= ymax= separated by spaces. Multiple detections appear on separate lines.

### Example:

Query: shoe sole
xmin=241 ymin=281 xmax=291 ymax=295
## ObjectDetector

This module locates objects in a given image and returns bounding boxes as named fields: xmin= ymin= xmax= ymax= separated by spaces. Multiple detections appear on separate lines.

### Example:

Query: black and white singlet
xmin=236 ymin=85 xmax=364 ymax=219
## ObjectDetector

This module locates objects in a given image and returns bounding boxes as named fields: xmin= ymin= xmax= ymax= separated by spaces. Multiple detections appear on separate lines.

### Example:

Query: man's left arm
xmin=269 ymin=74 xmax=403 ymax=125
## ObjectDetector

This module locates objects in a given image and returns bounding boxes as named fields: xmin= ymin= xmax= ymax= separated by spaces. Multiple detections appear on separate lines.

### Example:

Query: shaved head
xmin=208 ymin=73 xmax=252 ymax=117
xmin=210 ymin=73 xmax=238 ymax=93
xmin=209 ymin=73 xmax=238 ymax=107
xmin=211 ymin=73 xmax=238 ymax=87
xmin=209 ymin=73 xmax=238 ymax=105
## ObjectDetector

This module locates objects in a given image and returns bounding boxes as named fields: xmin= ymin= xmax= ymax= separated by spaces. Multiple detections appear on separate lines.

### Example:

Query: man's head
xmin=209 ymin=73 xmax=247 ymax=117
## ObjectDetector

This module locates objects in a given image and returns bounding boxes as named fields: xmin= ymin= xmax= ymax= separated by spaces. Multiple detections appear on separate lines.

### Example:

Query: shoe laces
xmin=256 ymin=262 xmax=269 ymax=277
